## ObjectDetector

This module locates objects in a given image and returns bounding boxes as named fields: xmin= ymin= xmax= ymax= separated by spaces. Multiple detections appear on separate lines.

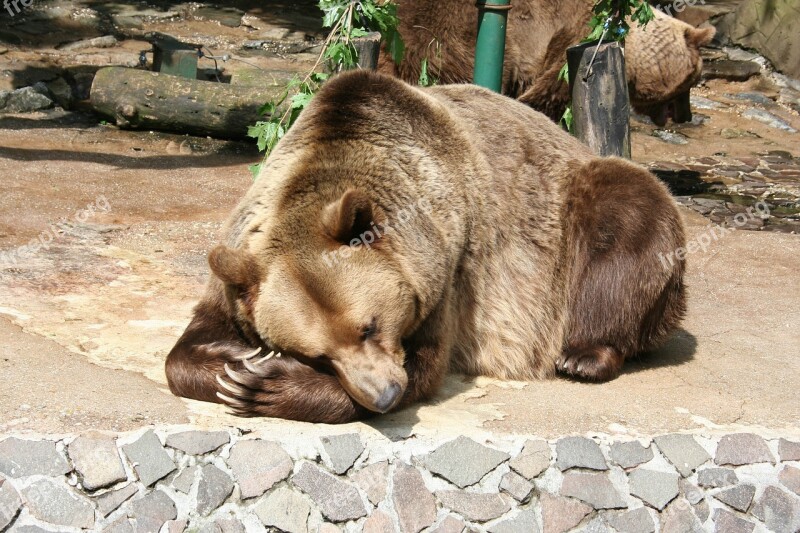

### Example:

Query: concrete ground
xmin=1 ymin=109 xmax=798 ymax=442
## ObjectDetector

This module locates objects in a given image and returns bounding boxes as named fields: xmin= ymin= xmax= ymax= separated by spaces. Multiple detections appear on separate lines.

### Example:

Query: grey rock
xmin=660 ymin=498 xmax=703 ymax=533
xmin=60 ymin=35 xmax=118 ymax=51
xmin=350 ymin=461 xmax=389 ymax=505
xmin=195 ymin=6 xmax=244 ymax=28
xmin=499 ymin=470 xmax=534 ymax=503
xmin=691 ymin=96 xmax=728 ymax=110
xmin=779 ymin=439 xmax=800 ymax=461
xmin=129 ymin=490 xmax=177 ymax=533
xmin=172 ymin=465 xmax=197 ymax=494
xmin=604 ymin=507 xmax=655 ymax=533
xmin=488 ymin=510 xmax=539 ymax=533
xmin=21 ymin=479 xmax=94 ymax=529
xmin=752 ymin=486 xmax=800 ymax=533
xmin=0 ymin=477 xmax=22 ymax=530
xmin=721 ymin=127 xmax=760 ymax=139
xmin=3 ymin=87 xmax=54 ymax=113
xmin=430 ymin=515 xmax=467 ymax=533
xmin=363 ymin=510 xmax=393 ymax=533
xmin=0 ymin=90 xmax=10 ymax=109
xmin=582 ymin=518 xmax=612 ymax=533
xmin=703 ymin=59 xmax=761 ymax=82
xmin=254 ymin=486 xmax=310 ymax=533
xmin=423 ymin=436 xmax=509 ymax=487
xmin=165 ymin=430 xmax=230 ymax=455
xmin=742 ymin=109 xmax=798 ymax=133
xmin=653 ymin=434 xmax=710 ymax=477
xmin=321 ymin=433 xmax=364 ymax=474
xmin=653 ymin=129 xmax=689 ymax=145
xmin=197 ymin=464 xmax=234 ymax=516
xmin=227 ymin=439 xmax=293 ymax=499
xmin=167 ymin=520 xmax=188 ymax=533
xmin=713 ymin=509 xmax=754 ymax=533
xmin=392 ymin=463 xmax=436 ymax=533
xmin=628 ymin=469 xmax=679 ymax=511
xmin=318 ymin=525 xmax=340 ymax=533
xmin=8 ymin=527 xmax=53 ymax=533
xmin=693 ymin=499 xmax=711 ymax=523
xmin=715 ymin=433 xmax=775 ymax=465
xmin=697 ymin=467 xmax=738 ymax=488
xmin=214 ymin=518 xmax=246 ymax=533
xmin=436 ymin=490 xmax=512 ymax=522
xmin=540 ymin=491 xmax=592 ymax=533
xmin=725 ymin=92 xmax=775 ymax=106
xmin=292 ymin=462 xmax=367 ymax=522
xmin=104 ymin=516 xmax=135 ymax=533
xmin=780 ymin=465 xmax=800 ymax=497
xmin=69 ymin=434 xmax=126 ymax=490
xmin=121 ymin=430 xmax=176 ymax=487
xmin=610 ymin=441 xmax=653 ymax=469
xmin=45 ymin=78 xmax=73 ymax=109
xmin=680 ymin=479 xmax=704 ymax=505
xmin=714 ymin=484 xmax=755 ymax=512
xmin=560 ymin=471 xmax=626 ymax=509
xmin=95 ymin=482 xmax=138 ymax=517
xmin=0 ymin=438 xmax=71 ymax=478
xmin=556 ymin=436 xmax=607 ymax=471
xmin=509 ymin=439 xmax=551 ymax=479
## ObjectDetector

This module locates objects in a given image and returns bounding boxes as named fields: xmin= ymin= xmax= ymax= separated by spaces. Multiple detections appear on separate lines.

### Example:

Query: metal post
xmin=473 ymin=0 xmax=511 ymax=92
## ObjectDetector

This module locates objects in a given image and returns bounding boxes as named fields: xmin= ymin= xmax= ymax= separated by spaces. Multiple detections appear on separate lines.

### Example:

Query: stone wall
xmin=726 ymin=0 xmax=800 ymax=78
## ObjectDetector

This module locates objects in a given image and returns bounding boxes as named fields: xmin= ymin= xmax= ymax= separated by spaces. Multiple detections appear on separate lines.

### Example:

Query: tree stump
xmin=353 ymin=32 xmax=382 ymax=70
xmin=567 ymin=40 xmax=631 ymax=158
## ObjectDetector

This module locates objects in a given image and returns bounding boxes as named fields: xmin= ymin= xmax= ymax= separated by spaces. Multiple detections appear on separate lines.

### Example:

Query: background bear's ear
xmin=685 ymin=26 xmax=715 ymax=48
xmin=208 ymin=245 xmax=262 ymax=289
xmin=321 ymin=189 xmax=384 ymax=245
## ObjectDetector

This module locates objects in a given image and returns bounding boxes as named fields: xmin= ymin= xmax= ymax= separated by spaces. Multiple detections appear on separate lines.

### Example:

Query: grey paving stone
xmin=362 ymin=510 xmax=393 ymax=533
xmin=604 ymin=507 xmax=655 ymax=533
xmin=499 ymin=470 xmax=534 ymax=503
xmin=172 ymin=465 xmax=197 ymax=494
xmin=227 ymin=439 xmax=293 ymax=499
xmin=697 ymin=467 xmax=738 ymax=488
xmin=582 ymin=518 xmax=613 ymax=533
xmin=350 ymin=461 xmax=388 ymax=505
xmin=660 ymin=498 xmax=703 ymax=533
xmin=95 ymin=482 xmax=138 ymax=517
xmin=653 ymin=434 xmax=710 ymax=477
xmin=680 ymin=479 xmax=704 ymax=505
xmin=292 ymin=462 xmax=367 ymax=522
xmin=0 ymin=438 xmax=71 ymax=478
xmin=488 ymin=510 xmax=539 ymax=533
xmin=713 ymin=508 xmax=754 ymax=533
xmin=254 ymin=486 xmax=310 ymax=533
xmin=21 ymin=479 xmax=94 ymax=529
xmin=0 ymin=477 xmax=22 ymax=530
xmin=320 ymin=433 xmax=364 ymax=475
xmin=167 ymin=520 xmax=188 ymax=533
xmin=610 ymin=441 xmax=653 ymax=469
xmin=715 ymin=433 xmax=775 ymax=466
xmin=129 ymin=489 xmax=177 ymax=533
xmin=68 ymin=434 xmax=126 ymax=490
xmin=392 ymin=462 xmax=436 ymax=533
xmin=317 ymin=524 xmax=340 ymax=533
xmin=693 ymin=499 xmax=710 ymax=523
xmin=560 ymin=471 xmax=626 ymax=509
xmin=714 ymin=484 xmax=755 ymax=512
xmin=423 ymin=436 xmax=509 ymax=488
xmin=780 ymin=465 xmax=800 ymax=497
xmin=436 ymin=490 xmax=512 ymax=522
xmin=430 ymin=515 xmax=467 ymax=533
xmin=121 ymin=430 xmax=176 ymax=487
xmin=555 ymin=436 xmax=608 ymax=471
xmin=629 ymin=469 xmax=680 ymax=511
xmin=751 ymin=486 xmax=800 ymax=533
xmin=104 ymin=516 xmax=135 ymax=533
xmin=540 ymin=491 xmax=592 ymax=533
xmin=197 ymin=464 xmax=234 ymax=516
xmin=165 ymin=430 xmax=230 ymax=456
xmin=778 ymin=438 xmax=800 ymax=461
xmin=7 ymin=526 xmax=53 ymax=533
xmin=213 ymin=518 xmax=247 ymax=533
xmin=509 ymin=439 xmax=550 ymax=479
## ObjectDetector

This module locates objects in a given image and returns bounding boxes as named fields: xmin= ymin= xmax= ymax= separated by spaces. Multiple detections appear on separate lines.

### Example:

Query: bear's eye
xmin=360 ymin=317 xmax=378 ymax=341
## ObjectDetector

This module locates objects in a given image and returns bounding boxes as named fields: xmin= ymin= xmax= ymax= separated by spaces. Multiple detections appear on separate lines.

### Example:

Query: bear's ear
xmin=208 ymin=245 xmax=262 ymax=289
xmin=321 ymin=189 xmax=384 ymax=245
xmin=686 ymin=26 xmax=715 ymax=48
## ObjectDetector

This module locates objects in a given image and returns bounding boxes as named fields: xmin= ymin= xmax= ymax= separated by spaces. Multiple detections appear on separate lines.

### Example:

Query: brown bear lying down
xmin=380 ymin=0 xmax=716 ymax=125
xmin=165 ymin=71 xmax=687 ymax=423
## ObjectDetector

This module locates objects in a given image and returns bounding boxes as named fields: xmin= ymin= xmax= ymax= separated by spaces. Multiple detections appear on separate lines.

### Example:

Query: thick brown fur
xmin=379 ymin=0 xmax=715 ymax=124
xmin=165 ymin=71 xmax=686 ymax=423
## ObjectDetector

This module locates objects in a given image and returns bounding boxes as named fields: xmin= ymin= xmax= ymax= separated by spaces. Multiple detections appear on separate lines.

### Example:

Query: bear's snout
xmin=330 ymin=351 xmax=408 ymax=414
xmin=374 ymin=381 xmax=403 ymax=413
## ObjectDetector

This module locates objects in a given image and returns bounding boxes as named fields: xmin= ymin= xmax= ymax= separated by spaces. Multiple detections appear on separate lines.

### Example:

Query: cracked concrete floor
xmin=0 ymin=111 xmax=798 ymax=440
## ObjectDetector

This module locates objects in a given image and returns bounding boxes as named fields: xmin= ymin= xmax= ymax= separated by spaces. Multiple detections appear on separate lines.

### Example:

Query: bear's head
xmin=209 ymin=187 xmax=422 ymax=414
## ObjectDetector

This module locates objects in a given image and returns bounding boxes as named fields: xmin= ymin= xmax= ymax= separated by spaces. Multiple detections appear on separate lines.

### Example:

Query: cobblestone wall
xmin=1 ymin=429 xmax=799 ymax=532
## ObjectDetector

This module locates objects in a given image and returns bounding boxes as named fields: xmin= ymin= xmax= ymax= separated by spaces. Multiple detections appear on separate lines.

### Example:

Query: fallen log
xmin=90 ymin=67 xmax=292 ymax=139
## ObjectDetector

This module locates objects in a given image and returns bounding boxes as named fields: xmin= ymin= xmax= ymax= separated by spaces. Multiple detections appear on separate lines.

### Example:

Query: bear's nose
xmin=374 ymin=381 xmax=402 ymax=413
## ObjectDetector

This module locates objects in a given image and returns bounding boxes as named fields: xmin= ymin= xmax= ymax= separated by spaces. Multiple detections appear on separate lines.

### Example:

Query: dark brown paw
xmin=556 ymin=345 xmax=624 ymax=382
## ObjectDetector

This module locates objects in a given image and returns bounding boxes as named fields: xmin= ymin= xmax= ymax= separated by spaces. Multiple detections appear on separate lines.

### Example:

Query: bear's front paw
xmin=556 ymin=345 xmax=624 ymax=382
xmin=214 ymin=348 xmax=365 ymax=423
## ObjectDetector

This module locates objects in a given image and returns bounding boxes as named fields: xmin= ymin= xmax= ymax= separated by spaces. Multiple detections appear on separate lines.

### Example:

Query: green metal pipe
xmin=473 ymin=0 xmax=511 ymax=92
